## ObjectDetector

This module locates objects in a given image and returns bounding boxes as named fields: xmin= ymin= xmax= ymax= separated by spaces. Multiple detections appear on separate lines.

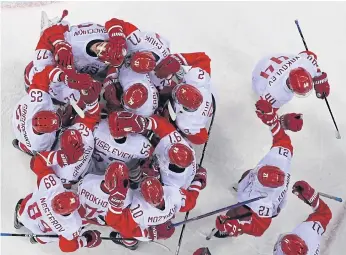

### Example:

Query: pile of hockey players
xmin=11 ymin=11 xmax=334 ymax=255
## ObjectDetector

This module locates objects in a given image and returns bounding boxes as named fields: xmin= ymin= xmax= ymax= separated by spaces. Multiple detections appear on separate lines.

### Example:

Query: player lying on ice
xmin=14 ymin=155 xmax=102 ymax=252
xmin=212 ymin=98 xmax=303 ymax=238
xmin=252 ymin=51 xmax=330 ymax=110
xmin=104 ymin=161 xmax=207 ymax=250
xmin=273 ymin=180 xmax=332 ymax=255
xmin=13 ymin=65 xmax=101 ymax=157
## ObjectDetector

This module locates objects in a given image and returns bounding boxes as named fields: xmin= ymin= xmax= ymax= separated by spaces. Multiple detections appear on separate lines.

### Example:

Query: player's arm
xmin=29 ymin=65 xmax=64 ymax=92
xmin=105 ymin=18 xmax=138 ymax=38
xmin=293 ymin=180 xmax=332 ymax=230
xmin=174 ymin=52 xmax=211 ymax=75
xmin=184 ymin=128 xmax=209 ymax=145
xmin=179 ymin=166 xmax=207 ymax=212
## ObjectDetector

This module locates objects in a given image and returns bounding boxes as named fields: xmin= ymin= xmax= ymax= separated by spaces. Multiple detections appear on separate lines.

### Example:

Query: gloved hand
xmin=60 ymin=68 xmax=93 ymax=91
xmin=154 ymin=55 xmax=181 ymax=79
xmin=54 ymin=41 xmax=74 ymax=67
xmin=147 ymin=221 xmax=175 ymax=240
xmin=255 ymin=99 xmax=277 ymax=126
xmin=56 ymin=105 xmax=75 ymax=128
xmin=215 ymin=215 xmax=243 ymax=237
xmin=103 ymin=83 xmax=122 ymax=112
xmin=292 ymin=180 xmax=319 ymax=208
xmin=82 ymin=230 xmax=102 ymax=248
xmin=313 ymin=72 xmax=330 ymax=99
xmin=80 ymin=81 xmax=102 ymax=105
xmin=107 ymin=163 xmax=130 ymax=208
xmin=191 ymin=166 xmax=207 ymax=190
xmin=141 ymin=159 xmax=160 ymax=180
xmin=280 ymin=113 xmax=303 ymax=132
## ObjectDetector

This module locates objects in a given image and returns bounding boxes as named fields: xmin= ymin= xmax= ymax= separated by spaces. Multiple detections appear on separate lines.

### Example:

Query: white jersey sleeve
xmin=77 ymin=174 xmax=109 ymax=223
xmin=65 ymin=22 xmax=109 ymax=76
xmin=92 ymin=119 xmax=152 ymax=173
xmin=237 ymin=146 xmax=293 ymax=218
xmin=52 ymin=122 xmax=95 ymax=184
xmin=18 ymin=173 xmax=82 ymax=242
xmin=252 ymin=54 xmax=319 ymax=108
xmin=153 ymin=130 xmax=197 ymax=189
xmin=118 ymin=64 xmax=159 ymax=117
xmin=12 ymin=89 xmax=57 ymax=152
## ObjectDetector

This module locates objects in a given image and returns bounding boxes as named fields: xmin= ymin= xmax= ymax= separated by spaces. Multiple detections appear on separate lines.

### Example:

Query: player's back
xmin=65 ymin=22 xmax=109 ymax=76
xmin=12 ymin=90 xmax=57 ymax=152
xmin=92 ymin=119 xmax=152 ymax=173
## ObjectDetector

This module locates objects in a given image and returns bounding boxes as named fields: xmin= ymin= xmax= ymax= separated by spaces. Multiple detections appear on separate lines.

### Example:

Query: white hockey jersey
xmin=126 ymin=30 xmax=172 ymax=89
xmin=118 ymin=63 xmax=159 ymax=117
xmin=153 ymin=130 xmax=197 ymax=189
xmin=252 ymin=52 xmax=319 ymax=108
xmin=173 ymin=67 xmax=214 ymax=135
xmin=12 ymin=88 xmax=57 ymax=152
xmin=237 ymin=146 xmax=293 ymax=218
xmin=51 ymin=122 xmax=95 ymax=184
xmin=18 ymin=173 xmax=82 ymax=243
xmin=77 ymin=174 xmax=109 ymax=225
xmin=91 ymin=119 xmax=152 ymax=173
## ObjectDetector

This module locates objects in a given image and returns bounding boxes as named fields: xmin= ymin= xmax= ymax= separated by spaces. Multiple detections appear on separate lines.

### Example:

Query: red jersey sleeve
xmin=147 ymin=115 xmax=176 ymax=138
xmin=105 ymin=207 xmax=142 ymax=238
xmin=30 ymin=153 xmax=56 ymax=187
xmin=270 ymin=120 xmax=293 ymax=155
xmin=74 ymin=103 xmax=101 ymax=131
xmin=185 ymin=128 xmax=208 ymax=145
xmin=174 ymin=52 xmax=211 ymax=75
xmin=305 ymin=199 xmax=332 ymax=230
xmin=105 ymin=18 xmax=138 ymax=37
xmin=29 ymin=65 xmax=63 ymax=93
xmin=241 ymin=212 xmax=272 ymax=237
xmin=36 ymin=24 xmax=69 ymax=51
xmin=59 ymin=236 xmax=80 ymax=253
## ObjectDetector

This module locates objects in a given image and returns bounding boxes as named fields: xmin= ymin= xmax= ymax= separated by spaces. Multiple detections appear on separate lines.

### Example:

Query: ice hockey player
xmin=91 ymin=111 xmax=153 ymax=188
xmin=14 ymin=154 xmax=102 ymax=252
xmin=213 ymin=99 xmax=302 ymax=238
xmin=111 ymin=111 xmax=198 ymax=189
xmin=252 ymin=51 xmax=330 ymax=110
xmin=104 ymin=164 xmax=207 ymax=250
xmin=12 ymin=65 xmax=98 ymax=155
xmin=78 ymin=161 xmax=128 ymax=226
xmin=273 ymin=180 xmax=332 ymax=254
xmin=155 ymin=52 xmax=214 ymax=145
xmin=193 ymin=247 xmax=212 ymax=255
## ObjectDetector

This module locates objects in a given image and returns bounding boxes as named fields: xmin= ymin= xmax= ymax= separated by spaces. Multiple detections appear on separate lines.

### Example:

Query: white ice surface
xmin=1 ymin=1 xmax=346 ymax=255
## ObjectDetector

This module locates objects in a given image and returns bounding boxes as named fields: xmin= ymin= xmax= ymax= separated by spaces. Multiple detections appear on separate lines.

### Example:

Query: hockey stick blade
xmin=336 ymin=130 xmax=341 ymax=139
xmin=70 ymin=100 xmax=85 ymax=118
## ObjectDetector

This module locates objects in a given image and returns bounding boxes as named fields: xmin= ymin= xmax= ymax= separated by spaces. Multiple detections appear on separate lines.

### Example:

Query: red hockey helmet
xmin=108 ymin=111 xmax=127 ymax=138
xmin=51 ymin=191 xmax=80 ymax=215
xmin=275 ymin=233 xmax=308 ymax=255
xmin=104 ymin=161 xmax=129 ymax=192
xmin=172 ymin=84 xmax=203 ymax=111
xmin=122 ymin=84 xmax=148 ymax=110
xmin=168 ymin=143 xmax=194 ymax=168
xmin=60 ymin=129 xmax=83 ymax=156
xmin=257 ymin=165 xmax=285 ymax=188
xmin=131 ymin=51 xmax=156 ymax=74
xmin=288 ymin=67 xmax=313 ymax=97
xmin=140 ymin=177 xmax=164 ymax=207
xmin=32 ymin=110 xmax=61 ymax=134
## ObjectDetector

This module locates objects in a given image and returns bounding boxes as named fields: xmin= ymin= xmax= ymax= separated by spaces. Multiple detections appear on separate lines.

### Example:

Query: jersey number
xmin=169 ymin=131 xmax=182 ymax=144
xmin=36 ymin=50 xmax=49 ymax=60
xmin=260 ymin=56 xmax=289 ymax=79
xmin=278 ymin=147 xmax=289 ymax=157
xmin=130 ymin=204 xmax=143 ymax=219
xmin=27 ymin=202 xmax=52 ymax=233
xmin=78 ymin=123 xmax=90 ymax=137
xmin=140 ymin=142 xmax=152 ymax=157
xmin=258 ymin=206 xmax=270 ymax=217
xmin=43 ymin=175 xmax=57 ymax=189
xmin=30 ymin=90 xmax=43 ymax=102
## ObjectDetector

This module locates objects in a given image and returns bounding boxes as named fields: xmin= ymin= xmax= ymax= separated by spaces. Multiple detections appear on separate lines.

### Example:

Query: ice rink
xmin=1 ymin=1 xmax=346 ymax=254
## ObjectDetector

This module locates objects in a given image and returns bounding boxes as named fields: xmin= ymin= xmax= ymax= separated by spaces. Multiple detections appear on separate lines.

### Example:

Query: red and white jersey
xmin=237 ymin=127 xmax=293 ymax=218
xmin=174 ymin=68 xmax=214 ymax=136
xmin=92 ymin=119 xmax=152 ymax=173
xmin=51 ymin=122 xmax=95 ymax=184
xmin=77 ymin=174 xmax=109 ymax=224
xmin=12 ymin=89 xmax=57 ymax=152
xmin=274 ymin=200 xmax=332 ymax=255
xmin=18 ymin=173 xmax=82 ymax=242
xmin=118 ymin=63 xmax=159 ymax=117
xmin=252 ymin=52 xmax=319 ymax=109
xmin=126 ymin=30 xmax=172 ymax=89
xmin=124 ymin=186 xmax=183 ymax=230
xmin=154 ymin=130 xmax=197 ymax=189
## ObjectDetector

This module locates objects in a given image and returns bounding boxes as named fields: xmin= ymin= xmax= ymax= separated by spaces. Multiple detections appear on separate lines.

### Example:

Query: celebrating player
xmin=105 ymin=165 xmax=207 ymax=250
xmin=213 ymin=99 xmax=302 ymax=238
xmin=273 ymin=180 xmax=332 ymax=255
xmin=14 ymin=154 xmax=102 ymax=252
xmin=252 ymin=51 xmax=330 ymax=110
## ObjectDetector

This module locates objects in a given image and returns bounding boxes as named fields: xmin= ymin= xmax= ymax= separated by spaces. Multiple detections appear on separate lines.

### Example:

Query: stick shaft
xmin=0 ymin=233 xmax=134 ymax=240
xmin=319 ymin=192 xmax=343 ymax=202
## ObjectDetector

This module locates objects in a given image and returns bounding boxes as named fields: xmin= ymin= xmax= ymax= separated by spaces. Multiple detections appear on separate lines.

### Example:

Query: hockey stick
xmin=171 ymin=196 xmax=265 ymax=229
xmin=294 ymin=20 xmax=341 ymax=139
xmin=174 ymin=94 xmax=216 ymax=255
xmin=1 ymin=232 xmax=171 ymax=251
xmin=319 ymin=192 xmax=343 ymax=203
